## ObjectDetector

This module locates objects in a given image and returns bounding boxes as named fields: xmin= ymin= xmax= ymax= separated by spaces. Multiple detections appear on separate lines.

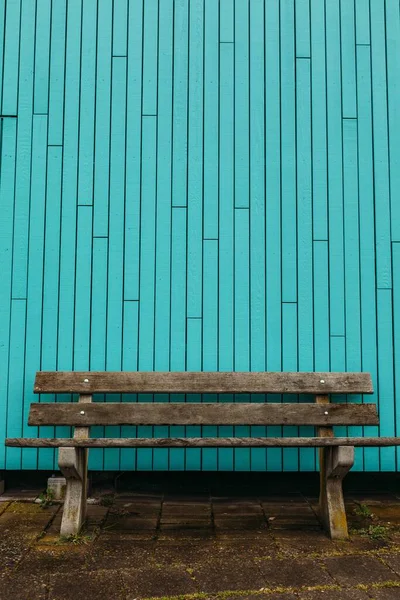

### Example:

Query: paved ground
xmin=1 ymin=475 xmax=400 ymax=600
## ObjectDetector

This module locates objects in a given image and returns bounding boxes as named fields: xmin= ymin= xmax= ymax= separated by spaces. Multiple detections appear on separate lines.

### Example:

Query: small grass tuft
xmin=99 ymin=493 xmax=115 ymax=507
xmin=358 ymin=524 xmax=390 ymax=540
xmin=38 ymin=488 xmax=55 ymax=509
xmin=58 ymin=532 xmax=93 ymax=545
xmin=354 ymin=503 xmax=373 ymax=520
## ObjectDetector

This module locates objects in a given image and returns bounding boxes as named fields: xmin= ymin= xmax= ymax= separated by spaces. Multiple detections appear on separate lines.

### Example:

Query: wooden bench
xmin=6 ymin=371 xmax=400 ymax=539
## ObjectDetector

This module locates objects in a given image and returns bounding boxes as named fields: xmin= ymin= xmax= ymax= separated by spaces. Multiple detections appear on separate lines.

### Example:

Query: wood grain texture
xmin=34 ymin=371 xmax=374 ymax=394
xmin=27 ymin=402 xmax=379 ymax=426
xmin=5 ymin=437 xmax=400 ymax=448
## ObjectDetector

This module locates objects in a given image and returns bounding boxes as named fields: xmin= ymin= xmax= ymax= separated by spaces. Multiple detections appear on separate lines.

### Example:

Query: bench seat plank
xmin=34 ymin=371 xmax=374 ymax=394
xmin=27 ymin=402 xmax=379 ymax=426
xmin=6 ymin=436 xmax=400 ymax=448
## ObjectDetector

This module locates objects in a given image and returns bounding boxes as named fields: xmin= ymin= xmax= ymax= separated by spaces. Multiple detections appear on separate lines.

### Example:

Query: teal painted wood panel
xmin=1 ymin=0 xmax=400 ymax=472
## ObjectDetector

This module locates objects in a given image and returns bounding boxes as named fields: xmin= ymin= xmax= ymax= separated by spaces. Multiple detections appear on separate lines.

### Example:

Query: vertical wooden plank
xmin=124 ymin=0 xmax=143 ymax=298
xmin=281 ymin=0 xmax=297 ymax=301
xmin=172 ymin=0 xmax=189 ymax=206
xmin=370 ymin=0 xmax=391 ymax=289
xmin=314 ymin=242 xmax=330 ymax=372
xmin=202 ymin=239 xmax=218 ymax=470
xmin=297 ymin=57 xmax=314 ymax=472
xmin=343 ymin=120 xmax=363 ymax=470
xmin=265 ymin=0 xmax=282 ymax=472
xmin=234 ymin=0 xmax=249 ymax=210
xmin=234 ymin=209 xmax=250 ymax=471
xmin=40 ymin=148 xmax=63 ymax=469
xmin=0 ymin=1 xmax=6 ymax=107
xmin=69 ymin=207 xmax=91 ymax=470
xmin=250 ymin=0 xmax=266 ymax=374
xmin=218 ymin=41 xmax=234 ymax=472
xmin=142 ymin=0 xmax=158 ymax=115
xmin=357 ymin=45 xmax=379 ymax=470
xmin=11 ymin=0 xmax=35 ymax=299
xmin=326 ymin=0 xmax=345 ymax=336
xmin=393 ymin=244 xmax=400 ymax=468
xmin=203 ymin=0 xmax=219 ymax=233
xmin=186 ymin=319 xmax=202 ymax=470
xmin=0 ymin=120 xmax=17 ymax=469
xmin=73 ymin=207 xmax=93 ymax=371
xmin=312 ymin=241 xmax=330 ymax=470
xmin=58 ymin=0 xmax=82 ymax=383
xmin=93 ymin=0 xmax=112 ymax=237
xmin=296 ymin=59 xmax=313 ymax=371
xmin=25 ymin=115 xmax=47 ymax=469
xmin=377 ymin=290 xmax=396 ymax=470
xmin=105 ymin=58 xmax=127 ymax=471
xmin=88 ymin=238 xmax=108 ymax=471
xmin=34 ymin=0 xmax=51 ymax=114
xmin=295 ymin=0 xmax=310 ymax=57
xmin=187 ymin=0 xmax=204 ymax=318
xmin=310 ymin=0 xmax=328 ymax=241
xmin=153 ymin=0 xmax=173 ymax=471
xmin=282 ymin=303 xmax=298 ymax=472
xmin=340 ymin=0 xmax=357 ymax=118
xmin=329 ymin=336 xmax=347 ymax=445
xmin=249 ymin=0 xmax=267 ymax=471
xmin=386 ymin=0 xmax=400 ymax=241
xmin=137 ymin=115 xmax=157 ymax=472
xmin=220 ymin=0 xmax=233 ymax=43
xmin=6 ymin=300 xmax=26 ymax=469
xmin=169 ymin=208 xmax=187 ymax=470
xmin=234 ymin=211 xmax=250 ymax=375
xmin=121 ymin=301 xmax=139 ymax=471
xmin=78 ymin=0 xmax=97 ymax=206
xmin=48 ymin=0 xmax=67 ymax=145
xmin=2 ymin=0 xmax=21 ymax=114
xmin=355 ymin=0 xmax=370 ymax=45
xmin=113 ymin=0 xmax=128 ymax=56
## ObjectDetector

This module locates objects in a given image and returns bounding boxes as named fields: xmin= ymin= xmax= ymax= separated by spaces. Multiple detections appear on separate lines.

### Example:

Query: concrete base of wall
xmin=0 ymin=474 xmax=4 ymax=495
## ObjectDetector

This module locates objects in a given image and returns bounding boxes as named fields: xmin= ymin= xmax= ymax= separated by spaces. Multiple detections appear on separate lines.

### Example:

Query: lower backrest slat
xmin=28 ymin=402 xmax=379 ymax=427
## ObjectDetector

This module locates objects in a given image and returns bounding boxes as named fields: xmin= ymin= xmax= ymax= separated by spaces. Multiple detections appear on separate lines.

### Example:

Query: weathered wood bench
xmin=6 ymin=371 xmax=400 ymax=539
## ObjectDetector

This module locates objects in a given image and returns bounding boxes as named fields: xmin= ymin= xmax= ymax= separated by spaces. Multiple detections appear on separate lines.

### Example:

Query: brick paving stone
xmin=214 ymin=516 xmax=267 ymax=531
xmin=273 ymin=530 xmax=338 ymax=555
xmin=257 ymin=557 xmax=334 ymax=589
xmin=365 ymin=586 xmax=400 ymax=599
xmin=323 ymin=556 xmax=399 ymax=587
xmin=103 ymin=514 xmax=158 ymax=533
xmin=224 ymin=594 xmax=298 ymax=600
xmin=299 ymin=589 xmax=370 ymax=599
xmin=154 ymin=540 xmax=216 ymax=566
xmin=0 ymin=502 xmax=10 ymax=516
xmin=0 ymin=570 xmax=48 ymax=600
xmin=121 ymin=565 xmax=199 ymax=597
xmin=191 ymin=557 xmax=266 ymax=593
xmin=48 ymin=570 xmax=130 ymax=600
xmin=380 ymin=554 xmax=400 ymax=577
xmin=85 ymin=538 xmax=156 ymax=571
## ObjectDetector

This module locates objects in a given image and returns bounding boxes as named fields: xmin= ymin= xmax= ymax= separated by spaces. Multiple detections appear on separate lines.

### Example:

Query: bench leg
xmin=319 ymin=445 xmax=354 ymax=540
xmin=58 ymin=447 xmax=88 ymax=537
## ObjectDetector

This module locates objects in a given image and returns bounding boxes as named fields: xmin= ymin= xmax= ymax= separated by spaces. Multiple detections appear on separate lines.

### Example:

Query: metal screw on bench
xmin=84 ymin=378 xmax=89 ymax=383
xmin=324 ymin=411 xmax=329 ymax=415
xmin=80 ymin=411 xmax=85 ymax=415
xmin=320 ymin=379 xmax=325 ymax=384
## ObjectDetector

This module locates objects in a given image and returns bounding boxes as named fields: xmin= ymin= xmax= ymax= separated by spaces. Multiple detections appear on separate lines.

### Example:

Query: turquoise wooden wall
xmin=1 ymin=0 xmax=400 ymax=472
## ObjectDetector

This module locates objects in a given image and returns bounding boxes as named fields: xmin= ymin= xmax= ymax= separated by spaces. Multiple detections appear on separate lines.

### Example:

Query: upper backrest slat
xmin=28 ymin=402 xmax=379 ymax=427
xmin=34 ymin=372 xmax=373 ymax=394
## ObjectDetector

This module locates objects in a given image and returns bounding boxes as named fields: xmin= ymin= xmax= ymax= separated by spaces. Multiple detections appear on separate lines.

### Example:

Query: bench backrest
xmin=34 ymin=371 xmax=373 ymax=395
xmin=29 ymin=371 xmax=377 ymax=428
